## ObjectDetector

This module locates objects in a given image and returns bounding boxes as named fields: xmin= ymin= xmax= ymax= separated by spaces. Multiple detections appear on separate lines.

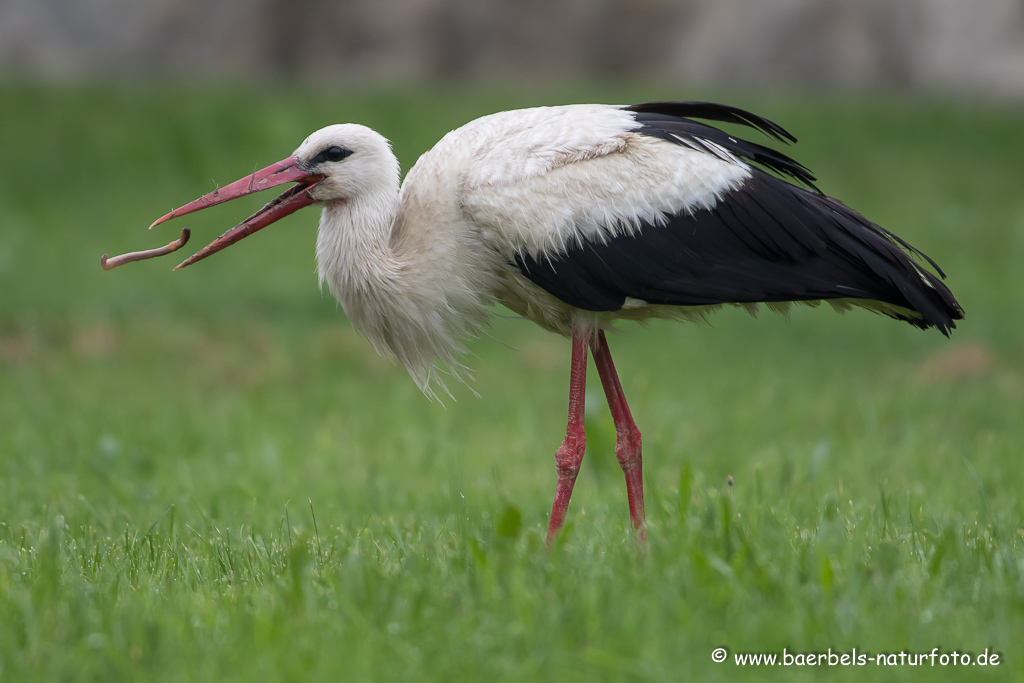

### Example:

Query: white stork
xmin=144 ymin=101 xmax=964 ymax=544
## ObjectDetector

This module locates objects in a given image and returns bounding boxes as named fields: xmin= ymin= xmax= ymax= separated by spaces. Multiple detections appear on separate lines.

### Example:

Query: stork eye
xmin=323 ymin=146 xmax=351 ymax=162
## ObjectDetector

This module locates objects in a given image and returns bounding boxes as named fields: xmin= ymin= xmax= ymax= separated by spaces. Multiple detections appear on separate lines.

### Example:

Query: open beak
xmin=149 ymin=156 xmax=324 ymax=270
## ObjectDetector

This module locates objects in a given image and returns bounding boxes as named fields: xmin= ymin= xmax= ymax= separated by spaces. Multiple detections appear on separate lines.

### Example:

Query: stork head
xmin=149 ymin=124 xmax=398 ymax=269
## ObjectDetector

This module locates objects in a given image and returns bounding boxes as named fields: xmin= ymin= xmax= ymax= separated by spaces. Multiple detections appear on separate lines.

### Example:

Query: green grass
xmin=1 ymin=83 xmax=1023 ymax=681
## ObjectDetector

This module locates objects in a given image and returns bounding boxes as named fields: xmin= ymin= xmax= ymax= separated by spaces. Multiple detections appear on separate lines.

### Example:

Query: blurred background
xmin=3 ymin=2 xmax=1024 ymax=680
xmin=1 ymin=0 xmax=1021 ymax=499
xmin=1 ymin=0 xmax=1020 ymax=493
xmin=2 ymin=0 xmax=1024 ymax=97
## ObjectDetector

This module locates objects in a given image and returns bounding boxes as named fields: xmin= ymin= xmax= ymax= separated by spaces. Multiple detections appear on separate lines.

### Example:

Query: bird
xmin=147 ymin=101 xmax=964 ymax=545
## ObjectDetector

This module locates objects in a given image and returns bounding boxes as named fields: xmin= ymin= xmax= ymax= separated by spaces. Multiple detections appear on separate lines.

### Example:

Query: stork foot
xmin=591 ymin=330 xmax=647 ymax=544
xmin=546 ymin=429 xmax=587 ymax=545
xmin=617 ymin=428 xmax=646 ymax=544
xmin=546 ymin=329 xmax=589 ymax=547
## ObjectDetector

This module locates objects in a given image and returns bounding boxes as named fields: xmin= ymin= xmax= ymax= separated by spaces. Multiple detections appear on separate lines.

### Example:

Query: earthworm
xmin=101 ymin=227 xmax=191 ymax=270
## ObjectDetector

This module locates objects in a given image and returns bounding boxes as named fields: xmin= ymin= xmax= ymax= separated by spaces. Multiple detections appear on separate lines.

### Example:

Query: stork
xmin=142 ymin=101 xmax=963 ymax=544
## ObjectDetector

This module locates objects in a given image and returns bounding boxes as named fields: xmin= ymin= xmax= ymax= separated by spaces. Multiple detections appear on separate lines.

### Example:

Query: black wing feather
xmin=625 ymin=101 xmax=797 ymax=143
xmin=514 ymin=102 xmax=964 ymax=335
xmin=624 ymin=102 xmax=820 ymax=189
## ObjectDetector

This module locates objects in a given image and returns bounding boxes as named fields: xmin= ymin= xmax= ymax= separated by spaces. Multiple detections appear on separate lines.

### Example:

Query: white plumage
xmin=148 ymin=101 xmax=963 ymax=543
xmin=310 ymin=107 xmax=751 ymax=396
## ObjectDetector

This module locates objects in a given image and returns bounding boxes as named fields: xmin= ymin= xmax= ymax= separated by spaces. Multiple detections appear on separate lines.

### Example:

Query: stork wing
xmin=465 ymin=102 xmax=963 ymax=334
xmin=514 ymin=171 xmax=961 ymax=333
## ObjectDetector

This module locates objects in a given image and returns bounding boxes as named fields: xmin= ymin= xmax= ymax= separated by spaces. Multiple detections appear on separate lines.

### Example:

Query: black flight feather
xmin=514 ymin=103 xmax=964 ymax=334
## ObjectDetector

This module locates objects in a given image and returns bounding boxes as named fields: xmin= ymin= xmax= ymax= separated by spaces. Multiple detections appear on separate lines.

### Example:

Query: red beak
xmin=149 ymin=156 xmax=324 ymax=269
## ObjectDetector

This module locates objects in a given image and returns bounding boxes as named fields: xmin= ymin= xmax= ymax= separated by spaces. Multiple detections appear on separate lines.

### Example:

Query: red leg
xmin=590 ymin=330 xmax=646 ymax=542
xmin=546 ymin=329 xmax=589 ymax=546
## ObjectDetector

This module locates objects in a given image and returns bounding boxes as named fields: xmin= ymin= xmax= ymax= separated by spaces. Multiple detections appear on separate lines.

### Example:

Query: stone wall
xmin=2 ymin=0 xmax=1023 ymax=97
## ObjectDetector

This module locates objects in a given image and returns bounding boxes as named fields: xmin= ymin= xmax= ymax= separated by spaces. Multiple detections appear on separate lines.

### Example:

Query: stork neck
xmin=313 ymin=178 xmax=489 ymax=399
xmin=315 ymin=187 xmax=402 ymax=295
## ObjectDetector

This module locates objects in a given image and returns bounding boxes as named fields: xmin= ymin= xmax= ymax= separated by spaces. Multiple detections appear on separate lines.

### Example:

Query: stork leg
xmin=590 ymin=330 xmax=646 ymax=542
xmin=545 ymin=329 xmax=589 ymax=546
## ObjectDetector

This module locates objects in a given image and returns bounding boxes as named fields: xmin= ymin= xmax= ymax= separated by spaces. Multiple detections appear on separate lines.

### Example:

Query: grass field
xmin=1 ymin=83 xmax=1022 ymax=681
